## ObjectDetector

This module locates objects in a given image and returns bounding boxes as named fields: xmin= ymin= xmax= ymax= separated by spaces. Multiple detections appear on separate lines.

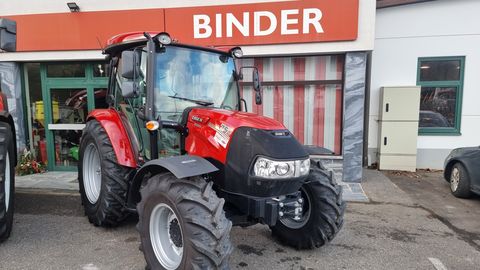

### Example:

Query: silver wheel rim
xmin=451 ymin=167 xmax=460 ymax=192
xmin=82 ymin=143 xmax=102 ymax=204
xmin=150 ymin=203 xmax=183 ymax=269
xmin=5 ymin=152 xmax=10 ymax=212
xmin=279 ymin=187 xmax=312 ymax=229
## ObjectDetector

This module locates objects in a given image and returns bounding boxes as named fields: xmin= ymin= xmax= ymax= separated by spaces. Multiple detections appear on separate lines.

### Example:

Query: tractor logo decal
xmin=191 ymin=115 xmax=203 ymax=123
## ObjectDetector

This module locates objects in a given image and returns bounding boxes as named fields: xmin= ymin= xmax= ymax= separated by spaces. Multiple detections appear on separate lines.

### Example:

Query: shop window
xmin=25 ymin=63 xmax=48 ymax=163
xmin=417 ymin=57 xmax=465 ymax=135
xmin=238 ymin=55 xmax=344 ymax=155
xmin=25 ymin=62 xmax=108 ymax=171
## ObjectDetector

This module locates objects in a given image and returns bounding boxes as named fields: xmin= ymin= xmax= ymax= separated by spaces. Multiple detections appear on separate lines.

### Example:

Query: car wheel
xmin=450 ymin=163 xmax=472 ymax=198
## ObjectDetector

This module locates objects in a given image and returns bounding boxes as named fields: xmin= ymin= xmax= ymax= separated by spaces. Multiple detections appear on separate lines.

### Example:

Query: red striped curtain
xmin=238 ymin=55 xmax=344 ymax=155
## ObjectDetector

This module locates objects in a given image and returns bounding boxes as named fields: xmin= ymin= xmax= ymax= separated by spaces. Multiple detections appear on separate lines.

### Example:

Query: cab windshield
xmin=153 ymin=46 xmax=239 ymax=121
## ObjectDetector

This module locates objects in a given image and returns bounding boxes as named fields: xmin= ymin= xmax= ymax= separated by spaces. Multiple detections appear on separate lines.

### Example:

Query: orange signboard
xmin=5 ymin=9 xmax=166 ymax=51
xmin=166 ymin=0 xmax=359 ymax=46
xmin=4 ymin=0 xmax=358 ymax=52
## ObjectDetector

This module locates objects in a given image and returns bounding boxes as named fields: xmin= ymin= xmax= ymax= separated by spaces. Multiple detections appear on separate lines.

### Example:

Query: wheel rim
xmin=279 ymin=187 xmax=312 ymax=229
xmin=82 ymin=143 xmax=102 ymax=204
xmin=451 ymin=167 xmax=460 ymax=192
xmin=150 ymin=203 xmax=184 ymax=270
xmin=5 ymin=152 xmax=10 ymax=212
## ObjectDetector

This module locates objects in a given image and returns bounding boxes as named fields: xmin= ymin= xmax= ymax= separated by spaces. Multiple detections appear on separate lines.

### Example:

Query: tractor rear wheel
xmin=137 ymin=173 xmax=233 ymax=270
xmin=271 ymin=160 xmax=345 ymax=249
xmin=0 ymin=122 xmax=14 ymax=242
xmin=78 ymin=120 xmax=132 ymax=227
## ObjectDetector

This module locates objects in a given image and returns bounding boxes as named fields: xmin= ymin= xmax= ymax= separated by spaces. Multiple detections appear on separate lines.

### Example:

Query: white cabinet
xmin=378 ymin=86 xmax=421 ymax=172
xmin=379 ymin=87 xmax=420 ymax=121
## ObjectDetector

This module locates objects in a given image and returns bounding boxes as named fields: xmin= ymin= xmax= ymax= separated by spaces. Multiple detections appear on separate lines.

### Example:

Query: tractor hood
xmin=184 ymin=107 xmax=309 ymax=197
xmin=183 ymin=107 xmax=308 ymax=165
xmin=186 ymin=108 xmax=286 ymax=131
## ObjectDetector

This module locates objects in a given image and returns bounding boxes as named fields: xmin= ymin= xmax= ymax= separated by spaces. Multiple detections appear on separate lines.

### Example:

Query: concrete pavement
xmin=0 ymin=169 xmax=479 ymax=269
xmin=386 ymin=170 xmax=480 ymax=253
xmin=14 ymin=171 xmax=369 ymax=202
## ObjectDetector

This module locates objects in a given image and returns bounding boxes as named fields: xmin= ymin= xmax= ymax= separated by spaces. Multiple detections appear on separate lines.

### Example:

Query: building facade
xmin=0 ymin=0 xmax=375 ymax=181
xmin=369 ymin=0 xmax=480 ymax=169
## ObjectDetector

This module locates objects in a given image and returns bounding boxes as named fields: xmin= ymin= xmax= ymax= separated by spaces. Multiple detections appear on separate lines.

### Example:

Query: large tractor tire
xmin=0 ymin=122 xmax=14 ymax=242
xmin=137 ymin=172 xmax=233 ymax=270
xmin=78 ymin=120 xmax=132 ymax=227
xmin=271 ymin=160 xmax=345 ymax=249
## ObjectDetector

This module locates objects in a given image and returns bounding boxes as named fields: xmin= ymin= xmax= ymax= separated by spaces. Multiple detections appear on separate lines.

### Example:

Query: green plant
xmin=16 ymin=149 xmax=46 ymax=176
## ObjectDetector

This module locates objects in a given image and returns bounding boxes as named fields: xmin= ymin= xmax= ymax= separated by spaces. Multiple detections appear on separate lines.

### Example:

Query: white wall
xmin=370 ymin=0 xmax=480 ymax=169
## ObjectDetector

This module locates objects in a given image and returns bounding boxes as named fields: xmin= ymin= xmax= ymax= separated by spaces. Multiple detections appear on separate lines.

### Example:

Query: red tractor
xmin=78 ymin=32 xmax=345 ymax=269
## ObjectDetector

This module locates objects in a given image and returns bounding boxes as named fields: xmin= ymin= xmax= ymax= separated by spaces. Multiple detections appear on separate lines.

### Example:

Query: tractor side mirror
xmin=252 ymin=69 xmax=262 ymax=105
xmin=121 ymin=51 xmax=135 ymax=80
xmin=120 ymin=50 xmax=143 ymax=98
xmin=253 ymin=69 xmax=261 ymax=92
xmin=238 ymin=66 xmax=263 ymax=105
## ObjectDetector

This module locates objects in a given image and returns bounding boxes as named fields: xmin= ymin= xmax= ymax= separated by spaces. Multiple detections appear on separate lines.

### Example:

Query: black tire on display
xmin=449 ymin=163 xmax=472 ymax=198
xmin=0 ymin=122 xmax=15 ymax=242
xmin=271 ymin=160 xmax=346 ymax=249
xmin=78 ymin=120 xmax=133 ymax=227
xmin=137 ymin=172 xmax=233 ymax=270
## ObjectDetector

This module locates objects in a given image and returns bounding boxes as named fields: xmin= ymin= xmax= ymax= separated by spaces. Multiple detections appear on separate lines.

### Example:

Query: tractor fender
xmin=87 ymin=109 xmax=137 ymax=168
xmin=127 ymin=155 xmax=218 ymax=206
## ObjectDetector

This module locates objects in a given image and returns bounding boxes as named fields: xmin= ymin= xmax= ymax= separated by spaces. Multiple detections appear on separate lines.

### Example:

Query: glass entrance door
xmin=40 ymin=62 xmax=108 ymax=170
xmin=47 ymin=88 xmax=89 ymax=169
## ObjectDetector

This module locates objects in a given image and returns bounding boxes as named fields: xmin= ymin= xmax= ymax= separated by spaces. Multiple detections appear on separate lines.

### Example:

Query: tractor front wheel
xmin=271 ymin=160 xmax=346 ymax=249
xmin=137 ymin=173 xmax=233 ymax=269
xmin=78 ymin=120 xmax=132 ymax=227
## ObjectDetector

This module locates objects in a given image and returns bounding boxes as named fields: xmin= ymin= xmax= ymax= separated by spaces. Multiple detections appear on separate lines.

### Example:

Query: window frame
xmin=416 ymin=56 xmax=465 ymax=136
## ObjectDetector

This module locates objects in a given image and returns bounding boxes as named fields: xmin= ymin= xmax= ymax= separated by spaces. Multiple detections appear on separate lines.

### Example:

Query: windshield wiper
xmin=168 ymin=95 xmax=214 ymax=106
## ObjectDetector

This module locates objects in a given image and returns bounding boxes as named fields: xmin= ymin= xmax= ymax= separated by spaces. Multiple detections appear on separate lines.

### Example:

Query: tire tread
xmin=78 ymin=120 xmax=132 ymax=227
xmin=137 ymin=174 xmax=233 ymax=269
xmin=271 ymin=159 xmax=346 ymax=249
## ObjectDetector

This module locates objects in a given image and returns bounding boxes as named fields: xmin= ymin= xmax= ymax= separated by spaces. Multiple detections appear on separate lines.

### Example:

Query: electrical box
xmin=378 ymin=86 xmax=421 ymax=172
xmin=0 ymin=18 xmax=16 ymax=52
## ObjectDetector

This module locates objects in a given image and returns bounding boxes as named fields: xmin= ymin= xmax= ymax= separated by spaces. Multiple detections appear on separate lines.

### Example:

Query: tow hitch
xmin=276 ymin=192 xmax=304 ymax=221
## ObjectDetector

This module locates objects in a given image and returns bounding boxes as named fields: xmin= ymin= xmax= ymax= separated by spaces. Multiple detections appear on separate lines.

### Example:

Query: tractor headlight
xmin=253 ymin=157 xmax=310 ymax=179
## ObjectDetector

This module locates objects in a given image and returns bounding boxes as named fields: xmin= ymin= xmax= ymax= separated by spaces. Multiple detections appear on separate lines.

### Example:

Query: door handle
xmin=384 ymin=137 xmax=387 ymax=146
xmin=386 ymin=103 xmax=389 ymax=112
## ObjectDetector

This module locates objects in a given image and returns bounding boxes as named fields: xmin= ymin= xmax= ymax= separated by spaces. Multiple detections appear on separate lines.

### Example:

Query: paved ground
xmin=386 ymin=170 xmax=480 ymax=252
xmin=1 ymin=170 xmax=479 ymax=269
xmin=15 ymin=172 xmax=79 ymax=190
xmin=15 ymin=171 xmax=369 ymax=202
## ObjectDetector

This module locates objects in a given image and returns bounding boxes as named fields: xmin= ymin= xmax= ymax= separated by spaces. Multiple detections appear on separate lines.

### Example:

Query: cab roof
xmin=104 ymin=31 xmax=236 ymax=56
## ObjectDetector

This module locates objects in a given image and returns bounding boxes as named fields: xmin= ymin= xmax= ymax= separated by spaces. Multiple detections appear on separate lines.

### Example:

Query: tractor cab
xmin=104 ymin=32 xmax=260 ymax=160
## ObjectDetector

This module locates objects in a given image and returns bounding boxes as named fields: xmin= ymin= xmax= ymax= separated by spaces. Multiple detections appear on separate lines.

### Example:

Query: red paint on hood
xmin=185 ymin=108 xmax=287 ymax=164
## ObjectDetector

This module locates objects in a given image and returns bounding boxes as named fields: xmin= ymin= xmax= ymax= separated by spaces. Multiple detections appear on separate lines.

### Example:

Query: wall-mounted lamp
xmin=67 ymin=2 xmax=80 ymax=12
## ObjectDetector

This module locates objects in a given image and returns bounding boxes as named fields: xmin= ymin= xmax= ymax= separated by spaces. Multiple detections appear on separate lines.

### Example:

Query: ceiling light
xmin=67 ymin=2 xmax=80 ymax=12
